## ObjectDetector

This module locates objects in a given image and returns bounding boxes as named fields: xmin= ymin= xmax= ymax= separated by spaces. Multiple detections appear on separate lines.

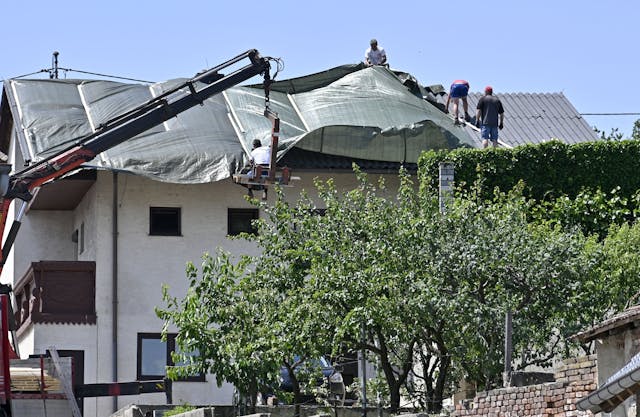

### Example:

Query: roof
xmin=0 ymin=62 xmax=599 ymax=184
xmin=0 ymin=64 xmax=473 ymax=184
xmin=575 ymin=305 xmax=640 ymax=413
xmin=441 ymin=92 xmax=599 ymax=148
xmin=572 ymin=304 xmax=640 ymax=343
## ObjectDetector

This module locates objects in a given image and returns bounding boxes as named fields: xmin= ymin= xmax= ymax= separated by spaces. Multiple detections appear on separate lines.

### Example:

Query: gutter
xmin=112 ymin=171 xmax=119 ymax=412
xmin=578 ymin=355 xmax=640 ymax=413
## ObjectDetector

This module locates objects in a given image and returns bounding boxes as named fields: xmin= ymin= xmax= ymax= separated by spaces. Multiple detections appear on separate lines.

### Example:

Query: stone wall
xmin=453 ymin=355 xmax=597 ymax=417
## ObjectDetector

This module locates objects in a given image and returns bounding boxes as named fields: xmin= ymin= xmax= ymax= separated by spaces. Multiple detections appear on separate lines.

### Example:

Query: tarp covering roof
xmin=1 ymin=64 xmax=474 ymax=184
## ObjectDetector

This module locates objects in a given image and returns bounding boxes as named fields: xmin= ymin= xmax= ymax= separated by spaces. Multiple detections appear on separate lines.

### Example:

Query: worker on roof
xmin=476 ymin=86 xmax=505 ymax=149
xmin=446 ymin=80 xmax=471 ymax=125
xmin=364 ymin=39 xmax=388 ymax=67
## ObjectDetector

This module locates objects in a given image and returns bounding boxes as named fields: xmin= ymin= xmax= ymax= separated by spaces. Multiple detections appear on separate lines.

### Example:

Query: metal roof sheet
xmin=455 ymin=92 xmax=599 ymax=148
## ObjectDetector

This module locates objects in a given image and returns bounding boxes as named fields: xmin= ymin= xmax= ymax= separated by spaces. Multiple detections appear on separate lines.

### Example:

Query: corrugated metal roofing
xmin=578 ymin=351 xmax=640 ymax=413
xmin=456 ymin=92 xmax=599 ymax=148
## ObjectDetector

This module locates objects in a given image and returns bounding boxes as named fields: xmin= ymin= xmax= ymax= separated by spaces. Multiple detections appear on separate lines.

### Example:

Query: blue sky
xmin=1 ymin=0 xmax=638 ymax=137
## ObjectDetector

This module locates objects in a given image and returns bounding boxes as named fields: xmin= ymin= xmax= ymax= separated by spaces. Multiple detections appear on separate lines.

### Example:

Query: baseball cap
xmin=370 ymin=38 xmax=378 ymax=45
xmin=485 ymin=86 xmax=493 ymax=94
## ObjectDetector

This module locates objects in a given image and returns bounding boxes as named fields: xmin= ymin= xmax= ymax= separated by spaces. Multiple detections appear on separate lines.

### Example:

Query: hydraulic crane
xmin=0 ymin=49 xmax=279 ymax=417
xmin=0 ymin=49 xmax=276 ymax=275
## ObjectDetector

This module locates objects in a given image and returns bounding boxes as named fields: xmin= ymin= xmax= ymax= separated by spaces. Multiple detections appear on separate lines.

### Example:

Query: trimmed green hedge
xmin=418 ymin=140 xmax=640 ymax=200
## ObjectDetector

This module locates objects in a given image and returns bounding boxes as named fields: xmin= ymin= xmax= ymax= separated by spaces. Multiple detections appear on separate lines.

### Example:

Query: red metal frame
xmin=0 ymin=294 xmax=10 ymax=405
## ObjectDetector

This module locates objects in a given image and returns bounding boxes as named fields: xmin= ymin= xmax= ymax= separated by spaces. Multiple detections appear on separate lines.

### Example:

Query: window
xmin=150 ymin=207 xmax=181 ymax=236
xmin=227 ymin=208 xmax=259 ymax=236
xmin=137 ymin=333 xmax=204 ymax=382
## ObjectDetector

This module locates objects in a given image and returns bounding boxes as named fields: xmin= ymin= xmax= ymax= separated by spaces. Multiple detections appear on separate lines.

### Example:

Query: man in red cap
xmin=476 ymin=86 xmax=505 ymax=148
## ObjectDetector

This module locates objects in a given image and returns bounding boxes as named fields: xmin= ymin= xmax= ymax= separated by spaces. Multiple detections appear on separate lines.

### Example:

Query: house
xmin=0 ymin=62 xmax=599 ymax=417
xmin=573 ymin=304 xmax=640 ymax=416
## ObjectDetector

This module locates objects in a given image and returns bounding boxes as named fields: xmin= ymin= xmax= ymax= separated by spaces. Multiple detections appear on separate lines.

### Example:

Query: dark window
xmin=137 ymin=333 xmax=204 ymax=382
xmin=228 ymin=208 xmax=259 ymax=236
xmin=150 ymin=207 xmax=181 ymax=236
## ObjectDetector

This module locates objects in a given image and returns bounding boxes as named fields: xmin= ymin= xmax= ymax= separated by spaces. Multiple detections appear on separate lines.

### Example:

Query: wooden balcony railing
xmin=13 ymin=261 xmax=96 ymax=333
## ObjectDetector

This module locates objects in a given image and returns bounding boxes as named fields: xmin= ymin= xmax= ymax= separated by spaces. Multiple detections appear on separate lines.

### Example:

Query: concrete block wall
xmin=453 ymin=355 xmax=597 ymax=417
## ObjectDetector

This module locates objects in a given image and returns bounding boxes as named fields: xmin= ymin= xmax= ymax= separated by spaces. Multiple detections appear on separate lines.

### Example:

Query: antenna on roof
xmin=50 ymin=51 xmax=60 ymax=79
xmin=12 ymin=51 xmax=154 ymax=84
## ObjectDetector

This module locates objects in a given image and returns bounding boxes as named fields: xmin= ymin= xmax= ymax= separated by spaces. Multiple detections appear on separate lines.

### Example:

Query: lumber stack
xmin=9 ymin=366 xmax=62 ymax=392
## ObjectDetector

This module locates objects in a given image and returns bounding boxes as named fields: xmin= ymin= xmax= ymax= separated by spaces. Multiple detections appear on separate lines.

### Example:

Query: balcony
xmin=14 ymin=261 xmax=96 ymax=334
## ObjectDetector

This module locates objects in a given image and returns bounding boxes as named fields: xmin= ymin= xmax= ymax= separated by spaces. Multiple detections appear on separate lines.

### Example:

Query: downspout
xmin=112 ymin=171 xmax=119 ymax=412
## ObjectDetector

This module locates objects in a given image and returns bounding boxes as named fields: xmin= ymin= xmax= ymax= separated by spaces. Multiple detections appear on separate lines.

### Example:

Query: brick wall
xmin=453 ymin=355 xmax=597 ymax=417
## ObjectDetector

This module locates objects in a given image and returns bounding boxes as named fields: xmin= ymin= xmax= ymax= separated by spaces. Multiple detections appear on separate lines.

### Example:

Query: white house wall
xmin=30 ymin=322 xmax=100 ymax=416
xmin=10 ymin=167 xmax=403 ymax=417
xmin=15 ymin=211 xmax=75 ymax=273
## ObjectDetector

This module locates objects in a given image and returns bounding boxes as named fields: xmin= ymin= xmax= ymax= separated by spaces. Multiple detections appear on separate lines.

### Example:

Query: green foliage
xmin=163 ymin=404 xmax=196 ymax=416
xmin=531 ymin=187 xmax=640 ymax=238
xmin=158 ymin=164 xmax=636 ymax=413
xmin=633 ymin=119 xmax=640 ymax=140
xmin=156 ymin=250 xmax=284 ymax=410
xmin=419 ymin=140 xmax=640 ymax=236
xmin=594 ymin=126 xmax=625 ymax=141
xmin=596 ymin=221 xmax=640 ymax=312
xmin=419 ymin=139 xmax=640 ymax=203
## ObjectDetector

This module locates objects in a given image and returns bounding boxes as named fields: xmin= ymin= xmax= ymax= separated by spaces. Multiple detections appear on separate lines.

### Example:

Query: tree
xmin=156 ymin=251 xmax=284 ymax=412
xmin=157 ymin=211 xmax=341 ymax=416
xmin=633 ymin=119 xmax=640 ymax=140
xmin=426 ymin=185 xmax=602 ymax=388
xmin=158 ymin=168 xmax=606 ymax=413
xmin=250 ymin=171 xmax=603 ymax=410
xmin=593 ymin=118 xmax=640 ymax=140
xmin=596 ymin=221 xmax=640 ymax=312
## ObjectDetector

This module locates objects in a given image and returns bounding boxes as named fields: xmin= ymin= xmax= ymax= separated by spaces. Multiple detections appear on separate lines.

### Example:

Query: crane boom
xmin=0 ymin=49 xmax=273 ymax=273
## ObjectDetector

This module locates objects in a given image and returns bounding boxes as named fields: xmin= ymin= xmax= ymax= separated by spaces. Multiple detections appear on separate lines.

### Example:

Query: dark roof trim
xmin=280 ymin=147 xmax=417 ymax=173
xmin=573 ymin=305 xmax=640 ymax=343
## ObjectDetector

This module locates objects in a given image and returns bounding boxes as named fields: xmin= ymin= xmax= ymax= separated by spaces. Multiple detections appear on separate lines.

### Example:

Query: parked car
xmin=261 ymin=356 xmax=345 ymax=406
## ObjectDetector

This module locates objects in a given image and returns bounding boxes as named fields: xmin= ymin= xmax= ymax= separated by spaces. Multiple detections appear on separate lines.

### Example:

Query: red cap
xmin=485 ymin=86 xmax=493 ymax=94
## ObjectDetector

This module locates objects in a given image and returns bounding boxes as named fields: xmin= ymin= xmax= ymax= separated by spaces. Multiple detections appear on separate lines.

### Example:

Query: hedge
xmin=418 ymin=140 xmax=640 ymax=201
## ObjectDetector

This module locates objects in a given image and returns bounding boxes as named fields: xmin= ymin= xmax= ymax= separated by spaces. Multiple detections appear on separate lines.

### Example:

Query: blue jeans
xmin=481 ymin=125 xmax=499 ymax=141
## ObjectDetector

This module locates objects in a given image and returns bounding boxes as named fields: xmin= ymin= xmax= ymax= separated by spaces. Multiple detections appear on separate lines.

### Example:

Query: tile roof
xmin=572 ymin=304 xmax=640 ymax=343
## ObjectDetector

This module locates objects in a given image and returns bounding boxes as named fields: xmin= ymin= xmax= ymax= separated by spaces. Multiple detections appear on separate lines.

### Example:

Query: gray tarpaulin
xmin=1 ymin=64 xmax=474 ymax=184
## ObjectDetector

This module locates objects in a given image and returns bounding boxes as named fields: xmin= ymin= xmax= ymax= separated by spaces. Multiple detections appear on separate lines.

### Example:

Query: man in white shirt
xmin=365 ymin=39 xmax=388 ymax=67
xmin=249 ymin=139 xmax=271 ymax=200
xmin=250 ymin=139 xmax=271 ymax=165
